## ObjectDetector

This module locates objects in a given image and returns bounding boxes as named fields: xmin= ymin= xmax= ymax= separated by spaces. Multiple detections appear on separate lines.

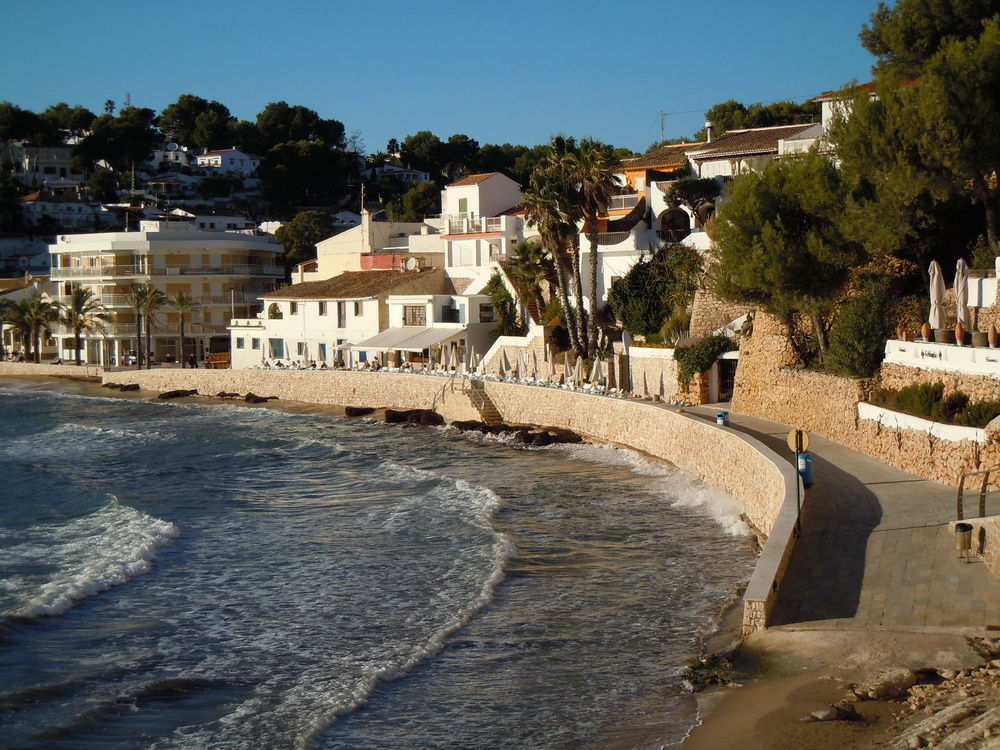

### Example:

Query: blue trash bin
xmin=797 ymin=452 xmax=814 ymax=488
xmin=716 ymin=411 xmax=729 ymax=426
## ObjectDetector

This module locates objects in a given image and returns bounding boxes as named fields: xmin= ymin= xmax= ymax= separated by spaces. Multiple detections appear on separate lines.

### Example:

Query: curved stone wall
xmin=2 ymin=364 xmax=798 ymax=635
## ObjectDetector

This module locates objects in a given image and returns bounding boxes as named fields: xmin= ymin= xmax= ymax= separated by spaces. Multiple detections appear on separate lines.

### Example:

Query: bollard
xmin=956 ymin=522 xmax=973 ymax=561
xmin=797 ymin=452 xmax=814 ymax=489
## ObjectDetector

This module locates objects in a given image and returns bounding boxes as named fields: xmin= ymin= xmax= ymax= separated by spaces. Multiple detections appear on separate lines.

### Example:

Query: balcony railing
xmin=445 ymin=215 xmax=509 ymax=235
xmin=53 ymin=292 xmax=264 ymax=308
xmin=52 ymin=264 xmax=283 ymax=280
xmin=608 ymin=194 xmax=640 ymax=211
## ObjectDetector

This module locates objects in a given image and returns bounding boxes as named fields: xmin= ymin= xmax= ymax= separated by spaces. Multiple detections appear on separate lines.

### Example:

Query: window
xmin=318 ymin=301 xmax=327 ymax=316
xmin=297 ymin=342 xmax=305 ymax=356
xmin=268 ymin=303 xmax=283 ymax=319
xmin=337 ymin=301 xmax=347 ymax=328
xmin=290 ymin=302 xmax=298 ymax=315
xmin=403 ymin=306 xmax=426 ymax=326
xmin=354 ymin=301 xmax=363 ymax=316
xmin=236 ymin=338 xmax=245 ymax=349
xmin=268 ymin=339 xmax=284 ymax=358
xmin=318 ymin=343 xmax=327 ymax=361
xmin=458 ymin=197 xmax=468 ymax=215
xmin=479 ymin=304 xmax=494 ymax=323
xmin=251 ymin=338 xmax=260 ymax=350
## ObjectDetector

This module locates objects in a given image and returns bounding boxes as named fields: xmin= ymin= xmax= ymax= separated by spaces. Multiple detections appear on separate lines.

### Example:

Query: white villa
xmin=231 ymin=172 xmax=527 ymax=368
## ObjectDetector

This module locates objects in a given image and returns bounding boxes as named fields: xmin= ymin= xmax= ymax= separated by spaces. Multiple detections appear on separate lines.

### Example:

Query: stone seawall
xmin=483 ymin=381 xmax=801 ymax=634
xmin=2 ymin=364 xmax=797 ymax=635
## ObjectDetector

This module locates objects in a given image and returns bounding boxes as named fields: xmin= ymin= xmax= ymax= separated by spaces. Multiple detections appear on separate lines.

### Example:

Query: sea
xmin=0 ymin=377 xmax=757 ymax=750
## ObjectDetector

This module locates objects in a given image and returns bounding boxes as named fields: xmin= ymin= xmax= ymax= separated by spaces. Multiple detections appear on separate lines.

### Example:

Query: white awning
xmin=352 ymin=326 xmax=465 ymax=353
xmin=395 ymin=327 xmax=462 ymax=352
xmin=353 ymin=327 xmax=427 ymax=351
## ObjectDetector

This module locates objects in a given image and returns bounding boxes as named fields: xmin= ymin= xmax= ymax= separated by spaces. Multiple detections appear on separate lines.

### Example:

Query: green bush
xmin=871 ymin=381 xmax=1000 ymax=428
xmin=674 ymin=334 xmax=736 ymax=388
xmin=894 ymin=381 xmax=945 ymax=419
xmin=827 ymin=281 xmax=896 ymax=378
xmin=955 ymin=400 xmax=1000 ymax=428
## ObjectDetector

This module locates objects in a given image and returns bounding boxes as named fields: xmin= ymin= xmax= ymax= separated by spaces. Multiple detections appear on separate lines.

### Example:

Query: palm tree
xmin=124 ymin=286 xmax=146 ymax=369
xmin=166 ymin=291 xmax=199 ymax=367
xmin=140 ymin=287 xmax=166 ymax=369
xmin=23 ymin=293 xmax=57 ymax=363
xmin=58 ymin=286 xmax=108 ymax=365
xmin=124 ymin=285 xmax=166 ymax=369
xmin=575 ymin=140 xmax=621 ymax=356
xmin=0 ymin=298 xmax=31 ymax=360
xmin=506 ymin=240 xmax=550 ymax=322
xmin=522 ymin=166 xmax=582 ymax=354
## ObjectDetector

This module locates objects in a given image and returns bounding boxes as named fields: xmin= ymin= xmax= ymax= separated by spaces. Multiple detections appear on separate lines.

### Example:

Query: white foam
xmin=556 ymin=442 xmax=749 ymax=536
xmin=4 ymin=499 xmax=179 ymax=619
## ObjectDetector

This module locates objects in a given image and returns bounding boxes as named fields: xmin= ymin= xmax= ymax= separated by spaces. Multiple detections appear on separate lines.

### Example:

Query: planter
xmin=972 ymin=331 xmax=989 ymax=347
xmin=934 ymin=328 xmax=956 ymax=344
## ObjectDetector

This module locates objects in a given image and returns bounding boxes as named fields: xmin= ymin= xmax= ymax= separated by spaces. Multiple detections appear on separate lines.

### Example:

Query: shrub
xmin=827 ymin=280 xmax=896 ymax=378
xmin=871 ymin=381 xmax=1000 ymax=428
xmin=674 ymin=334 xmax=736 ymax=388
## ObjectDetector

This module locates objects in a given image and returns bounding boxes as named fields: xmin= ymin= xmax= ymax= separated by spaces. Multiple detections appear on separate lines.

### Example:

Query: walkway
xmin=685 ymin=404 xmax=1000 ymax=630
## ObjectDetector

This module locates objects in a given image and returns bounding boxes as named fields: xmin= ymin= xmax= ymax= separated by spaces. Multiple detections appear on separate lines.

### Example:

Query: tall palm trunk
xmin=135 ymin=313 xmax=143 ymax=370
xmin=570 ymin=249 xmax=588 ymax=355
xmin=587 ymin=222 xmax=600 ymax=357
xmin=554 ymin=259 xmax=580 ymax=355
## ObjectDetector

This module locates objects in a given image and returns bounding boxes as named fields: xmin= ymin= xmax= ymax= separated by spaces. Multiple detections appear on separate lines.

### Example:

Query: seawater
xmin=0 ymin=378 xmax=756 ymax=750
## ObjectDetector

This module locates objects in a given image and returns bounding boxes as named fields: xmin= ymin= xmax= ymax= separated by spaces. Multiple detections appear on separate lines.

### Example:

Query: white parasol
xmin=929 ymin=260 xmax=947 ymax=330
xmin=955 ymin=258 xmax=971 ymax=331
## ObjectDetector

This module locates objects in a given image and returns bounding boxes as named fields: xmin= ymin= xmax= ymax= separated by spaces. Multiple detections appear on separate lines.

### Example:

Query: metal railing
xmin=52 ymin=264 xmax=283 ymax=280
xmin=956 ymin=467 xmax=1000 ymax=520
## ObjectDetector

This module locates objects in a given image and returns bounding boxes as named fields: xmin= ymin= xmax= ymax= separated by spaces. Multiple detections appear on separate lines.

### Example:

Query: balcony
xmin=51 ymin=263 xmax=284 ymax=281
xmin=445 ymin=214 xmax=511 ymax=235
xmin=608 ymin=194 xmax=640 ymax=212
xmin=52 ymin=264 xmax=149 ymax=280
xmin=53 ymin=292 xmax=263 ymax=309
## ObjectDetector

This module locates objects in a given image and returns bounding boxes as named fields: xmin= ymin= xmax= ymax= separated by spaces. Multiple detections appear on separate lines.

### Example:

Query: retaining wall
xmin=3 ymin=364 xmax=798 ymax=635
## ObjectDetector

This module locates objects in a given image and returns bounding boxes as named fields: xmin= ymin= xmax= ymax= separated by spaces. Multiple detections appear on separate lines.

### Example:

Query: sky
xmin=3 ymin=0 xmax=884 ymax=155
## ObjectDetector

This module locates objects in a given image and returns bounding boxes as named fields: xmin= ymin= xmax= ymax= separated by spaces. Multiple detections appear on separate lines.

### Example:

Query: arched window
xmin=268 ymin=303 xmax=283 ymax=320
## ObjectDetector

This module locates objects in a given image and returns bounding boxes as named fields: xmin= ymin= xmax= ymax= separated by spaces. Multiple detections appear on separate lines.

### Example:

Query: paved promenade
xmin=686 ymin=404 xmax=1000 ymax=630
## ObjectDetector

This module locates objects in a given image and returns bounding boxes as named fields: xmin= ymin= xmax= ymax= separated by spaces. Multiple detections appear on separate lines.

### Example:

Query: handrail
xmin=430 ymin=372 xmax=459 ymax=410
xmin=957 ymin=467 xmax=999 ymax=520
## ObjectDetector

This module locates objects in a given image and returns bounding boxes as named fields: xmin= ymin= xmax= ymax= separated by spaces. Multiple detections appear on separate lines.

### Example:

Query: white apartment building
xmin=49 ymin=221 xmax=283 ymax=365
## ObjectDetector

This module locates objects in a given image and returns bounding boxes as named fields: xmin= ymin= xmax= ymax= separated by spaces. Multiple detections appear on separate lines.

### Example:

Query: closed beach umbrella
xmin=589 ymin=358 xmax=602 ymax=385
xmin=547 ymin=349 xmax=556 ymax=381
xmin=439 ymin=346 xmax=448 ymax=371
xmin=955 ymin=258 xmax=971 ymax=330
xmin=448 ymin=345 xmax=458 ymax=370
xmin=929 ymin=260 xmax=947 ymax=329
xmin=467 ymin=345 xmax=476 ymax=373
xmin=563 ymin=352 xmax=572 ymax=380
xmin=572 ymin=357 xmax=584 ymax=386
xmin=500 ymin=349 xmax=511 ymax=377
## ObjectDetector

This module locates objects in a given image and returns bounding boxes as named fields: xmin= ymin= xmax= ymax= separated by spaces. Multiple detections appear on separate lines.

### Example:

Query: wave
xmin=1 ymin=499 xmax=179 ymax=620
xmin=555 ymin=442 xmax=750 ymax=536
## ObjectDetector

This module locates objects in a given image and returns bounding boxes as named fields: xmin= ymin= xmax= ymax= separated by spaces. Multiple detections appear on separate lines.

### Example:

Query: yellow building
xmin=49 ymin=221 xmax=283 ymax=366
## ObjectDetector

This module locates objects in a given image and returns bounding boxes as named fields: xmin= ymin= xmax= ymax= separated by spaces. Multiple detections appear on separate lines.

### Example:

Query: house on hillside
xmin=0 ymin=274 xmax=58 ymax=360
xmin=686 ymin=122 xmax=817 ymax=180
xmin=19 ymin=192 xmax=115 ymax=231
xmin=195 ymin=148 xmax=262 ymax=176
xmin=19 ymin=145 xmax=84 ymax=194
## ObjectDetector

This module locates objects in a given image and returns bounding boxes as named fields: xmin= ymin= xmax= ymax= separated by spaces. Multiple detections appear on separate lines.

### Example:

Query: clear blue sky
xmin=3 ymin=0 xmax=883 ymax=154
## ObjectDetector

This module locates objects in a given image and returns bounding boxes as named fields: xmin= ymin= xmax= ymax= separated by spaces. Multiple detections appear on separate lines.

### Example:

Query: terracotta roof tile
xmin=260 ymin=268 xmax=443 ymax=301
xmin=687 ymin=124 xmax=816 ymax=159
xmin=447 ymin=172 xmax=499 ymax=187
xmin=623 ymin=142 xmax=704 ymax=171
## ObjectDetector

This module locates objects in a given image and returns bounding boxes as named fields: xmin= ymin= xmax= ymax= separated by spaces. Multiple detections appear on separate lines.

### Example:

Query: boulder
xmin=345 ymin=406 xmax=375 ymax=418
xmin=853 ymin=667 xmax=918 ymax=700
xmin=158 ymin=389 xmax=198 ymax=399
xmin=406 ymin=410 xmax=444 ymax=426
xmin=385 ymin=408 xmax=421 ymax=424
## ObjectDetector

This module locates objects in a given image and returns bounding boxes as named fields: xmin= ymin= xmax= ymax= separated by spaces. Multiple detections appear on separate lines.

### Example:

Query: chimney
xmin=705 ymin=121 xmax=715 ymax=143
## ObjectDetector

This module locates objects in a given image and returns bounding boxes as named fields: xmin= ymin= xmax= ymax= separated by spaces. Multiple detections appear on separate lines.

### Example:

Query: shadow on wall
xmin=732 ymin=427 xmax=884 ymax=625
